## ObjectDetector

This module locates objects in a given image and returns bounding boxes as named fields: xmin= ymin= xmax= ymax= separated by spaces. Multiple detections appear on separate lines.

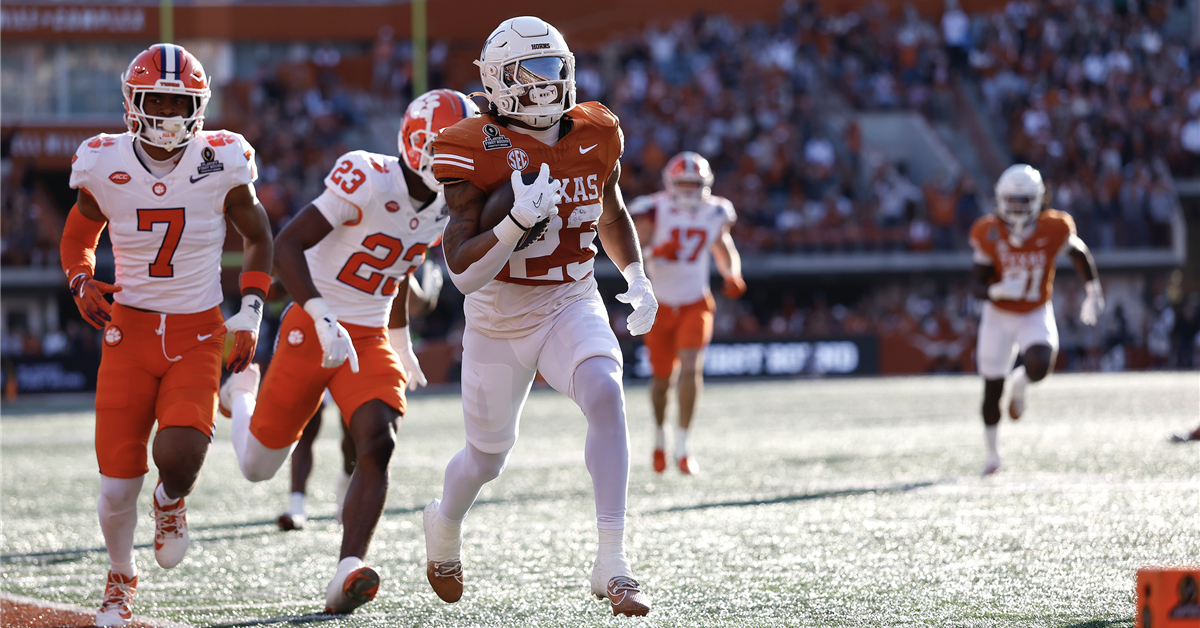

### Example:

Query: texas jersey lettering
xmin=309 ymin=150 xmax=449 ymax=327
xmin=69 ymin=130 xmax=257 ymax=314
xmin=969 ymin=209 xmax=1076 ymax=313
xmin=628 ymin=191 xmax=736 ymax=307
xmin=431 ymin=102 xmax=623 ymax=336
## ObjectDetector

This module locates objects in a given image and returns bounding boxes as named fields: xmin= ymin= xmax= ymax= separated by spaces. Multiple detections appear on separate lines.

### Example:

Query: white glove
xmin=987 ymin=276 xmax=1026 ymax=302
xmin=389 ymin=327 xmax=427 ymax=390
xmin=1080 ymin=279 xmax=1104 ymax=326
xmin=510 ymin=162 xmax=562 ymax=228
xmin=616 ymin=262 xmax=659 ymax=336
xmin=303 ymin=297 xmax=359 ymax=373
xmin=419 ymin=261 xmax=443 ymax=303
xmin=222 ymin=294 xmax=264 ymax=335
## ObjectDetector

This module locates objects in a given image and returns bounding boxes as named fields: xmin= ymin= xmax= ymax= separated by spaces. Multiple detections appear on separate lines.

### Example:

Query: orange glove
xmin=722 ymin=275 xmax=747 ymax=299
xmin=651 ymin=239 xmax=681 ymax=260
xmin=70 ymin=274 xmax=122 ymax=330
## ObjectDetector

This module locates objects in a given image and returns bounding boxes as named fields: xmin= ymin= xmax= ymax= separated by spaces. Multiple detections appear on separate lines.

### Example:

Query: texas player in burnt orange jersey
xmin=968 ymin=165 xmax=1103 ymax=476
xmin=421 ymin=16 xmax=655 ymax=617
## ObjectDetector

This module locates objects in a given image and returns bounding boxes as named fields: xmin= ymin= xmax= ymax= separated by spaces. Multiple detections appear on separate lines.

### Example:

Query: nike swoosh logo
xmin=579 ymin=144 xmax=598 ymax=155
xmin=197 ymin=334 xmax=213 ymax=341
xmin=189 ymin=174 xmax=211 ymax=184
xmin=533 ymin=193 xmax=543 ymax=208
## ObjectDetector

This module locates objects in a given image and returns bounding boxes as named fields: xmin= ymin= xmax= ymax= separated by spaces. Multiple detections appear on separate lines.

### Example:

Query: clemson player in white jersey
xmin=969 ymin=165 xmax=1103 ymax=476
xmin=628 ymin=151 xmax=744 ymax=476
xmin=218 ymin=89 xmax=476 ymax=614
xmin=58 ymin=44 xmax=273 ymax=627
xmin=423 ymin=16 xmax=658 ymax=617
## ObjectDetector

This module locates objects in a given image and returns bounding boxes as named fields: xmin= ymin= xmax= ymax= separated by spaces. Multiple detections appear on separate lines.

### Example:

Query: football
xmin=479 ymin=170 xmax=553 ymax=251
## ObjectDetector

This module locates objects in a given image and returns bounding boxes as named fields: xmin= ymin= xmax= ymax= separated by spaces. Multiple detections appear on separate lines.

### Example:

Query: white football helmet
xmin=994 ymin=164 xmax=1045 ymax=245
xmin=663 ymin=152 xmax=714 ymax=209
xmin=475 ymin=16 xmax=576 ymax=128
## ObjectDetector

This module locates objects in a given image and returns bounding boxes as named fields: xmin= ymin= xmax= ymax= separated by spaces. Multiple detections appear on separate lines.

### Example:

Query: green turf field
xmin=2 ymin=373 xmax=1198 ymax=627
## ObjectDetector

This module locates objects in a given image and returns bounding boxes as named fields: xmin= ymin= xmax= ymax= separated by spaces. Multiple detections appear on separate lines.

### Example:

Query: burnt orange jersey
xmin=969 ymin=209 xmax=1076 ymax=313
xmin=431 ymin=102 xmax=623 ymax=286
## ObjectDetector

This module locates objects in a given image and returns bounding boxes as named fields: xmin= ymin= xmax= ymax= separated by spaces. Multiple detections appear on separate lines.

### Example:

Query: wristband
xmin=240 ymin=270 xmax=272 ymax=295
xmin=492 ymin=216 xmax=525 ymax=247
xmin=302 ymin=297 xmax=334 ymax=322
xmin=620 ymin=261 xmax=647 ymax=286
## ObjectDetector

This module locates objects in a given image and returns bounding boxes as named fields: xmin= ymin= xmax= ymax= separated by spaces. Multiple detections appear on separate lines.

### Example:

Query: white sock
xmin=598 ymin=527 xmax=626 ymax=558
xmin=289 ymin=492 xmax=306 ymax=516
xmin=674 ymin=426 xmax=689 ymax=460
xmin=336 ymin=555 xmax=364 ymax=575
xmin=335 ymin=471 xmax=352 ymax=510
xmin=1012 ymin=365 xmax=1029 ymax=389
xmin=98 ymin=475 xmax=143 ymax=577
xmin=154 ymin=480 xmax=179 ymax=507
xmin=985 ymin=425 xmax=999 ymax=458
xmin=653 ymin=426 xmax=666 ymax=450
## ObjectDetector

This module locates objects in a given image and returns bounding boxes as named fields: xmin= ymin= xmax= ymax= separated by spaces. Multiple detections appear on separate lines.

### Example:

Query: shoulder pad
xmin=324 ymin=150 xmax=396 ymax=208
xmin=627 ymin=195 xmax=656 ymax=216
xmin=70 ymin=133 xmax=123 ymax=190
xmin=197 ymin=130 xmax=257 ymax=185
xmin=574 ymin=102 xmax=619 ymax=129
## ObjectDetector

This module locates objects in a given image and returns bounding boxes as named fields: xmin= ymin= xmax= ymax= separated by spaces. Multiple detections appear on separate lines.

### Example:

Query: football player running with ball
xmin=219 ymin=89 xmax=477 ymax=614
xmin=59 ymin=44 xmax=274 ymax=626
xmin=629 ymin=152 xmax=744 ymax=475
xmin=969 ymin=165 xmax=1103 ymax=476
xmin=423 ymin=16 xmax=658 ymax=617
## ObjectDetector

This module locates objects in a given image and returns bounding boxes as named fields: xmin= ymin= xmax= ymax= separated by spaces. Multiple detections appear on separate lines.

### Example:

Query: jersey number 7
xmin=137 ymin=208 xmax=185 ymax=278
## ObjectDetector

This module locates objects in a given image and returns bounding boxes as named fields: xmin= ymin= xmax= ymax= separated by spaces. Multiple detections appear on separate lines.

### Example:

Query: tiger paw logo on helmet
xmin=287 ymin=328 xmax=305 ymax=347
xmin=104 ymin=326 xmax=123 ymax=347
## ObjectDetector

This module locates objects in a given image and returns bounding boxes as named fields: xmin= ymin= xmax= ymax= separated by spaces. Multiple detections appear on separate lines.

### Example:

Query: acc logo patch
xmin=287 ymin=328 xmax=305 ymax=347
xmin=109 ymin=172 xmax=131 ymax=184
xmin=104 ymin=326 xmax=123 ymax=347
xmin=506 ymin=148 xmax=529 ymax=171
xmin=386 ymin=201 xmax=401 ymax=213
xmin=153 ymin=182 xmax=167 ymax=196
xmin=482 ymin=124 xmax=512 ymax=151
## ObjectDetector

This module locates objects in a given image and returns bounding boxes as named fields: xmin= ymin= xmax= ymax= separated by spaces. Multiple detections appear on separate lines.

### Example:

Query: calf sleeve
xmin=231 ymin=392 xmax=292 ymax=482
xmin=98 ymin=475 xmax=143 ymax=576
xmin=438 ymin=442 xmax=510 ymax=524
xmin=572 ymin=357 xmax=630 ymax=531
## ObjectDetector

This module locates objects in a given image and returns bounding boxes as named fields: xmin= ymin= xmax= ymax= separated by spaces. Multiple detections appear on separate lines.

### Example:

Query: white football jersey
xmin=307 ymin=150 xmax=449 ymax=328
xmin=629 ymin=191 xmax=736 ymax=307
xmin=69 ymin=130 xmax=257 ymax=314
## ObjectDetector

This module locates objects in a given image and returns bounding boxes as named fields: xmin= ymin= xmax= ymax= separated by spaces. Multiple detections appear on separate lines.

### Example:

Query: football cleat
xmin=676 ymin=455 xmax=698 ymax=475
xmin=1169 ymin=429 xmax=1200 ymax=443
xmin=95 ymin=570 xmax=137 ymax=627
xmin=218 ymin=362 xmax=261 ymax=418
xmin=652 ymin=449 xmax=666 ymax=474
xmin=152 ymin=483 xmax=189 ymax=569
xmin=324 ymin=561 xmax=379 ymax=614
xmin=1007 ymin=365 xmax=1027 ymax=421
xmin=423 ymin=499 xmax=464 ymax=603
xmin=981 ymin=453 xmax=1002 ymax=477
xmin=590 ymin=552 xmax=651 ymax=617
xmin=277 ymin=512 xmax=306 ymax=531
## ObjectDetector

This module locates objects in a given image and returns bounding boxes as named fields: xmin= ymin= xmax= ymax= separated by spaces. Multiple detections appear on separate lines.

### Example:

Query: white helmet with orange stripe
xmin=663 ymin=151 xmax=714 ymax=209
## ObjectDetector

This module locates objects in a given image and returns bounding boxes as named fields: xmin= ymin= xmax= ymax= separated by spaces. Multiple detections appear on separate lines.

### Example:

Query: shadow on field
xmin=1062 ymin=621 xmax=1133 ymax=628
xmin=651 ymin=481 xmax=941 ymax=513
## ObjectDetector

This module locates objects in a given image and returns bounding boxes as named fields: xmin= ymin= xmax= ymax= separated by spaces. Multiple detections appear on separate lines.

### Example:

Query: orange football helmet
xmin=400 ymin=89 xmax=480 ymax=190
xmin=122 ymin=43 xmax=211 ymax=151
xmin=663 ymin=151 xmax=714 ymax=208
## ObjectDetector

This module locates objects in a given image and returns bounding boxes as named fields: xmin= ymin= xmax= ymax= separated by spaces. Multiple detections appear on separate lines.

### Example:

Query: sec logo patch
xmin=287 ymin=328 xmax=305 ymax=346
xmin=153 ymin=182 xmax=167 ymax=196
xmin=386 ymin=201 xmax=400 ymax=213
xmin=104 ymin=326 xmax=123 ymax=347
xmin=507 ymin=148 xmax=529 ymax=171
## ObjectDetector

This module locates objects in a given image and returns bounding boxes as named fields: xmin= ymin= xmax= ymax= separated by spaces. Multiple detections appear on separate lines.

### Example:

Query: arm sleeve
xmin=446 ymin=238 xmax=516 ymax=295
xmin=60 ymin=206 xmax=107 ymax=282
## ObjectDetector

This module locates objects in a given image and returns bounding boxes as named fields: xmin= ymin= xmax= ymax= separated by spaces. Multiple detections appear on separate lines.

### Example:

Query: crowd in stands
xmin=3 ymin=0 xmax=1199 ymax=375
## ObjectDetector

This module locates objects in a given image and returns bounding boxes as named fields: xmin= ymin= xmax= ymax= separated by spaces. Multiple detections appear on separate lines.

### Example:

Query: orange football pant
xmin=250 ymin=304 xmax=407 ymax=450
xmin=94 ymin=304 xmax=225 ymax=478
xmin=642 ymin=294 xmax=715 ymax=379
